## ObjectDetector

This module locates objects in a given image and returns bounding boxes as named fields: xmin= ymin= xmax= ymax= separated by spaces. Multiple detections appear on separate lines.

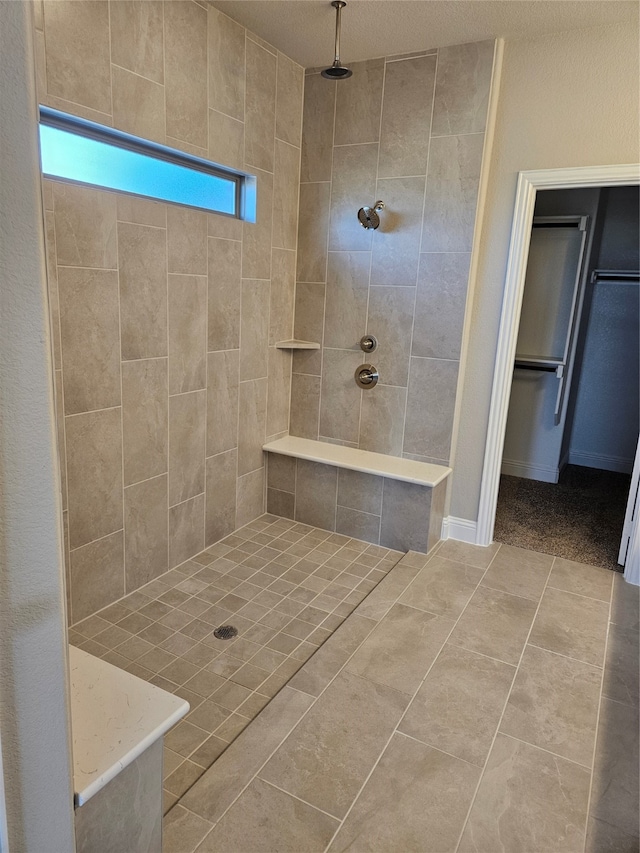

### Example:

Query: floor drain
xmin=213 ymin=625 xmax=238 ymax=640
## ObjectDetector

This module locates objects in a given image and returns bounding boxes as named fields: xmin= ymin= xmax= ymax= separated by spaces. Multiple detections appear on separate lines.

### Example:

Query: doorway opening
xmin=476 ymin=163 xmax=640 ymax=585
xmin=494 ymin=185 xmax=639 ymax=569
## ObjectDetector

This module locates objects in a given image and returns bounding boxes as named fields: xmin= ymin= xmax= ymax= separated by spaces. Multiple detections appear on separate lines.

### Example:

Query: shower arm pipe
xmin=331 ymin=0 xmax=346 ymax=69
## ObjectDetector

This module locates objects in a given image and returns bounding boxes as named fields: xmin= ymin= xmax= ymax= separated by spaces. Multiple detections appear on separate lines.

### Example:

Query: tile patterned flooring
xmin=68 ymin=514 xmax=403 ymax=810
xmin=70 ymin=518 xmax=639 ymax=852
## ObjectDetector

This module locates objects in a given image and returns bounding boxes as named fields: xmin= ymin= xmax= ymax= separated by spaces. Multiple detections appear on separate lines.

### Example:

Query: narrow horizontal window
xmin=38 ymin=106 xmax=255 ymax=220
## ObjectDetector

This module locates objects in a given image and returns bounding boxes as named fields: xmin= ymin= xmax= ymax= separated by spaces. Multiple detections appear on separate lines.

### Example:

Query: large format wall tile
xmin=319 ymin=349 xmax=363 ymax=444
xmin=208 ymin=109 xmax=244 ymax=172
xmin=122 ymin=358 xmax=168 ymax=487
xmin=272 ymin=140 xmax=300 ymax=251
xmin=58 ymin=268 xmax=120 ymax=415
xmin=380 ymin=478 xmax=433 ymax=553
xmin=43 ymin=0 xmax=111 ymax=113
xmin=334 ymin=58 xmax=384 ymax=146
xmin=205 ymin=450 xmax=237 ymax=545
xmin=109 ymin=0 xmax=164 ymax=84
xmin=70 ymin=530 xmax=124 ymax=622
xmin=295 ymin=460 xmax=337 ymax=530
xmin=324 ymin=252 xmax=371 ymax=350
xmin=267 ymin=347 xmax=292 ymax=437
xmin=169 ymin=391 xmax=206 ymax=506
xmin=124 ymin=474 xmax=168 ymax=591
xmin=422 ymin=132 xmax=485 ymax=253
xmin=431 ymin=40 xmax=495 ymax=136
xmin=167 ymin=206 xmax=208 ymax=276
xmin=242 ymin=168 xmax=273 ymax=280
xmin=269 ymin=249 xmax=295 ymax=345
xmin=289 ymin=374 xmax=320 ymax=439
xmin=297 ymin=183 xmax=331 ymax=283
xmin=359 ymin=385 xmax=407 ymax=456
xmin=238 ymin=379 xmax=267 ymax=476
xmin=292 ymin=41 xmax=493 ymax=457
xmin=112 ymin=65 xmax=165 ymax=143
xmin=236 ymin=468 xmax=265 ymax=527
xmin=208 ymin=7 xmax=245 ymax=121
xmin=53 ymin=183 xmax=117 ymax=270
xmin=370 ymin=176 xmax=425 ymax=286
xmin=413 ymin=252 xmax=471 ymax=360
xmin=366 ymin=286 xmax=414 ymax=387
xmin=208 ymin=238 xmax=241 ymax=352
xmin=118 ymin=222 xmax=168 ymax=360
xmin=43 ymin=2 xmax=303 ymax=623
xmin=300 ymin=73 xmax=335 ymax=183
xmin=169 ymin=494 xmax=205 ymax=569
xmin=329 ymin=144 xmax=378 ymax=253
xmin=66 ymin=407 xmax=123 ymax=550
xmin=164 ymin=0 xmax=207 ymax=149
xmin=244 ymin=39 xmax=277 ymax=172
xmin=206 ymin=350 xmax=239 ymax=457
xmin=168 ymin=275 xmax=207 ymax=395
xmin=240 ymin=279 xmax=270 ymax=381
xmin=276 ymin=52 xmax=304 ymax=148
xmin=403 ymin=357 xmax=459 ymax=460
xmin=378 ymin=55 xmax=437 ymax=178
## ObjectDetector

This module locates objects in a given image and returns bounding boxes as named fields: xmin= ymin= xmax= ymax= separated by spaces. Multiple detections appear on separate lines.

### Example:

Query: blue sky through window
xmin=39 ymin=122 xmax=238 ymax=216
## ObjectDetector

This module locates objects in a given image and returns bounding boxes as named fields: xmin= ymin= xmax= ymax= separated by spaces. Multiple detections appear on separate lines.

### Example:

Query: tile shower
xmin=37 ymin=0 xmax=498 ymax=626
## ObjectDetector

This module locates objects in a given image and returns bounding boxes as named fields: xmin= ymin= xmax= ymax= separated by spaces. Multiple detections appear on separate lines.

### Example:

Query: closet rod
xmin=590 ymin=269 xmax=640 ymax=284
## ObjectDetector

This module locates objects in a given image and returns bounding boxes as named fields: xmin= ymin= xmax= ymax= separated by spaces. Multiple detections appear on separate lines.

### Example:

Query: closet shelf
xmin=275 ymin=340 xmax=320 ymax=350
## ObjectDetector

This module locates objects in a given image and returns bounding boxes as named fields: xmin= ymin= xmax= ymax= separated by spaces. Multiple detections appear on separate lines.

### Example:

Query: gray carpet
xmin=494 ymin=465 xmax=631 ymax=570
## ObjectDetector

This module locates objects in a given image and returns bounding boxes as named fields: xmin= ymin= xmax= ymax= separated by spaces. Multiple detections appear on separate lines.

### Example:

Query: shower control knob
xmin=355 ymin=364 xmax=379 ymax=389
xmin=359 ymin=334 xmax=378 ymax=353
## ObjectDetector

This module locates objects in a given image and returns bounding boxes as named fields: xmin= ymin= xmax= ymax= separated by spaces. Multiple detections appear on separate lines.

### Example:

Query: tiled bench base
xmin=265 ymin=445 xmax=449 ymax=554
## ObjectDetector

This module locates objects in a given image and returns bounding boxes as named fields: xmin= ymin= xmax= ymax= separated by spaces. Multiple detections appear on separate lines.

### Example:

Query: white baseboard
xmin=500 ymin=459 xmax=559 ymax=483
xmin=441 ymin=516 xmax=478 ymax=544
xmin=568 ymin=450 xmax=633 ymax=475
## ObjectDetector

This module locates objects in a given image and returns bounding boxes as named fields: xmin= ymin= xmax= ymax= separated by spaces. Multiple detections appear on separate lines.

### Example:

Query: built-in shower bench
xmin=263 ymin=435 xmax=451 ymax=554
xmin=69 ymin=646 xmax=188 ymax=852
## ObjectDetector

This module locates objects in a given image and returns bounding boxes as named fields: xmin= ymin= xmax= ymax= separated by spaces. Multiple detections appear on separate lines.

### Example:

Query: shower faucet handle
xmin=360 ymin=334 xmax=378 ymax=353
xmin=355 ymin=364 xmax=379 ymax=389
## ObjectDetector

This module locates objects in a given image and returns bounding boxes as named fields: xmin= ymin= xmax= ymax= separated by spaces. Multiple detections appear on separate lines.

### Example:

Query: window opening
xmin=39 ymin=106 xmax=255 ymax=221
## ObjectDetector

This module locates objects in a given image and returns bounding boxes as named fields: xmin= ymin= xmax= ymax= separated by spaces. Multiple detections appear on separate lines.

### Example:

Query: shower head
xmin=358 ymin=201 xmax=385 ymax=230
xmin=321 ymin=1 xmax=352 ymax=80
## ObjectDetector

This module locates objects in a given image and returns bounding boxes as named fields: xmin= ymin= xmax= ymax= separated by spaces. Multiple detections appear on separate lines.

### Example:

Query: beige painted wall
xmin=36 ymin=1 xmax=304 ymax=623
xmin=451 ymin=22 xmax=640 ymax=522
xmin=0 ymin=3 xmax=75 ymax=848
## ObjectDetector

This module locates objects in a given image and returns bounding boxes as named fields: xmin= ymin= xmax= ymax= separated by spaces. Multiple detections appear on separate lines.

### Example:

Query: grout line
xmin=498 ymin=731 xmax=593 ymax=771
xmin=526 ymin=642 xmax=604 ymax=669
xmin=452 ymin=556 xmax=557 ymax=852
xmin=582 ymin=573 xmax=615 ymax=852
xmin=393 ymin=729 xmax=484 ymax=770
xmin=257 ymin=777 xmax=342 ymax=821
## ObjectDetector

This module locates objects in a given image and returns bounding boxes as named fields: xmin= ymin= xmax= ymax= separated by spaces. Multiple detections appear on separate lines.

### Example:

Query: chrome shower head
xmin=321 ymin=1 xmax=352 ymax=80
xmin=358 ymin=201 xmax=385 ymax=230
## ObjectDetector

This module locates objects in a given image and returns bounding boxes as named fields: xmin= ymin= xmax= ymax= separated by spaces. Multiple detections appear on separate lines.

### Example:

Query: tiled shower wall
xmin=34 ymin=1 xmax=303 ymax=623
xmin=291 ymin=42 xmax=496 ymax=465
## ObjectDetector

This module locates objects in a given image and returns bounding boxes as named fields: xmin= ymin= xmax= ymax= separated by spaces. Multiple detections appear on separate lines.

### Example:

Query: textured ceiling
xmin=211 ymin=0 xmax=638 ymax=68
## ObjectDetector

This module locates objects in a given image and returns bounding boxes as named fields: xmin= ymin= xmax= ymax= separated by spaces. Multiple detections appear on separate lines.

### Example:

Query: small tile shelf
xmin=275 ymin=340 xmax=320 ymax=350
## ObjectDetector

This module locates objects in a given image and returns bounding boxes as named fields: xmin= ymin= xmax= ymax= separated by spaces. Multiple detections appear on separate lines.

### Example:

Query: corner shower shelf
xmin=275 ymin=340 xmax=320 ymax=350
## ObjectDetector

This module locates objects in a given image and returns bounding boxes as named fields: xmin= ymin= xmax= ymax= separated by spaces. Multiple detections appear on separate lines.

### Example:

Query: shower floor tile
xmin=68 ymin=514 xmax=403 ymax=811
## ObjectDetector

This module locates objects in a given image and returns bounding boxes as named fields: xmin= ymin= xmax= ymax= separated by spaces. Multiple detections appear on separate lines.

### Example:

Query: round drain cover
xmin=213 ymin=625 xmax=238 ymax=640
